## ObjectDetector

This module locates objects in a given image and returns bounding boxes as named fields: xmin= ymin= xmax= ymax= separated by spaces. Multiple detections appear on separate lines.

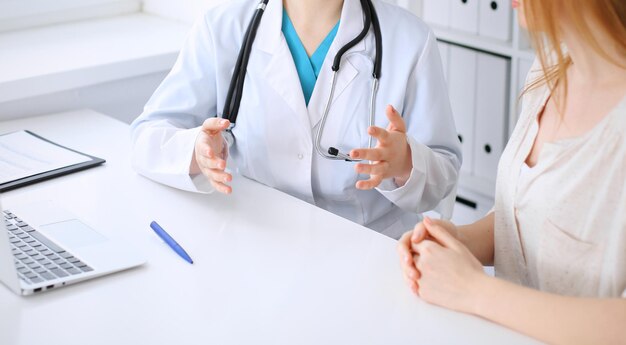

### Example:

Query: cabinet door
xmin=422 ymin=0 xmax=451 ymax=27
xmin=451 ymin=188 xmax=494 ymax=224
xmin=478 ymin=0 xmax=512 ymax=41
xmin=450 ymin=0 xmax=479 ymax=34
xmin=448 ymin=45 xmax=478 ymax=175
xmin=474 ymin=53 xmax=509 ymax=183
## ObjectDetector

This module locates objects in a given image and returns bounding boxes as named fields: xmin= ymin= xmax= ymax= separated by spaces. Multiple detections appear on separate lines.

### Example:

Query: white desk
xmin=0 ymin=110 xmax=539 ymax=345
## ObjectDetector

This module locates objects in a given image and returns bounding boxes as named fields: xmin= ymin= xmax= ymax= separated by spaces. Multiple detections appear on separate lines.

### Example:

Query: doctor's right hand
xmin=191 ymin=118 xmax=232 ymax=194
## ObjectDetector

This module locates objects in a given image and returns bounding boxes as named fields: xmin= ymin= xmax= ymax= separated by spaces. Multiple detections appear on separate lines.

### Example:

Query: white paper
xmin=0 ymin=131 xmax=91 ymax=184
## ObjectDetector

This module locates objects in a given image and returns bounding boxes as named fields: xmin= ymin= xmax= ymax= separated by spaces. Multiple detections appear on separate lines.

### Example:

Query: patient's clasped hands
xmin=398 ymin=217 xmax=486 ymax=314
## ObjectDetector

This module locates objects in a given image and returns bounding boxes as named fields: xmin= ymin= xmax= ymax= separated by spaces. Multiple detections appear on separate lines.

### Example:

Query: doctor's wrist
xmin=393 ymin=175 xmax=409 ymax=188
xmin=393 ymin=142 xmax=413 ymax=187
xmin=190 ymin=151 xmax=201 ymax=175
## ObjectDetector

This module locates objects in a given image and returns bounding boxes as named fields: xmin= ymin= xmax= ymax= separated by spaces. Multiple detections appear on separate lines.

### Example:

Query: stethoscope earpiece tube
xmin=332 ymin=0 xmax=373 ymax=72
xmin=222 ymin=19 xmax=253 ymax=123
xmin=368 ymin=0 xmax=383 ymax=78
xmin=222 ymin=0 xmax=269 ymax=125
xmin=231 ymin=2 xmax=267 ymax=122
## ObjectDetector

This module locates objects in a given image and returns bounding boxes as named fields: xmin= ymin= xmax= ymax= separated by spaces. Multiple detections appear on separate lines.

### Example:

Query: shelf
xmin=430 ymin=24 xmax=515 ymax=58
xmin=0 ymin=13 xmax=190 ymax=103
xmin=458 ymin=173 xmax=496 ymax=199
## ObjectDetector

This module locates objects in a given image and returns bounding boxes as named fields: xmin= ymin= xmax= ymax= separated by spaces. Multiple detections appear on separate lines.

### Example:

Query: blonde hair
xmin=522 ymin=0 xmax=626 ymax=105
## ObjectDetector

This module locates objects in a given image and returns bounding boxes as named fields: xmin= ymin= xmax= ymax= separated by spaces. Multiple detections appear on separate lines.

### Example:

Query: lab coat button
xmin=298 ymin=154 xmax=304 ymax=160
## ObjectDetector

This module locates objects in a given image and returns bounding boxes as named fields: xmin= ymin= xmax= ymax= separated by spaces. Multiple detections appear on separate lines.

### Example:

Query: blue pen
xmin=150 ymin=221 xmax=194 ymax=264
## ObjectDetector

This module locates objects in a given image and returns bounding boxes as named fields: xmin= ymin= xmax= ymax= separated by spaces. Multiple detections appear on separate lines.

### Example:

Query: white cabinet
xmin=422 ymin=0 xmax=451 ymax=27
xmin=396 ymin=1 xmax=537 ymax=202
xmin=419 ymin=1 xmax=535 ymax=200
xmin=478 ymin=0 xmax=512 ymax=41
xmin=444 ymin=45 xmax=510 ymax=185
xmin=451 ymin=187 xmax=494 ymax=225
xmin=450 ymin=0 xmax=479 ymax=34
xmin=473 ymin=53 xmax=509 ymax=182
xmin=448 ymin=46 xmax=478 ymax=175
xmin=422 ymin=0 xmax=513 ymax=42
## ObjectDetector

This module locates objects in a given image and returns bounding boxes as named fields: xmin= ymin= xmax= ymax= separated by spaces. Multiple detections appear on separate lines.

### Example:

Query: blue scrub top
xmin=282 ymin=10 xmax=340 ymax=106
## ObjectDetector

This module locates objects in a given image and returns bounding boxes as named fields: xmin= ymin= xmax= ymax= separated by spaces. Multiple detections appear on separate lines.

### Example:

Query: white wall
xmin=390 ymin=0 xmax=422 ymax=16
xmin=0 ymin=72 xmax=167 ymax=124
xmin=143 ymin=0 xmax=423 ymax=24
xmin=142 ymin=0 xmax=229 ymax=23
xmin=0 ymin=0 xmax=141 ymax=33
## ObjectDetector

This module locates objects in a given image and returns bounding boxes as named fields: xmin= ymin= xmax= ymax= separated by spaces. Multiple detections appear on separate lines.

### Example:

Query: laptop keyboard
xmin=4 ymin=210 xmax=93 ymax=285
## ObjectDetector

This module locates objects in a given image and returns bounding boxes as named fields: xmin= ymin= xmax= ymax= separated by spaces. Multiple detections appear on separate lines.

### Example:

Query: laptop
xmin=0 ymin=200 xmax=145 ymax=295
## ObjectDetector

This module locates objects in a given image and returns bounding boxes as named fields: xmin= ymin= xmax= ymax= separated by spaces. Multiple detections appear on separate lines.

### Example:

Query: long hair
xmin=522 ymin=0 xmax=626 ymax=107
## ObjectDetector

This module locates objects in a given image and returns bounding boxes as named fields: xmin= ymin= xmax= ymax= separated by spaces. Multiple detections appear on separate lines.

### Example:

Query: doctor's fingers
xmin=210 ymin=179 xmax=233 ymax=194
xmin=385 ymin=105 xmax=407 ymax=133
xmin=197 ymin=132 xmax=227 ymax=156
xmin=355 ymin=161 xmax=390 ymax=176
xmin=199 ymin=167 xmax=232 ymax=194
xmin=198 ymin=154 xmax=227 ymax=170
xmin=204 ymin=166 xmax=232 ymax=183
xmin=201 ymin=118 xmax=230 ymax=135
xmin=350 ymin=147 xmax=387 ymax=162
xmin=355 ymin=174 xmax=384 ymax=190
xmin=367 ymin=126 xmax=391 ymax=144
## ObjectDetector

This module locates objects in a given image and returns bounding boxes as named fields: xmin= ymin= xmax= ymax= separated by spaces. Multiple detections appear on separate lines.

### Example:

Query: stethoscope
xmin=222 ymin=0 xmax=382 ymax=162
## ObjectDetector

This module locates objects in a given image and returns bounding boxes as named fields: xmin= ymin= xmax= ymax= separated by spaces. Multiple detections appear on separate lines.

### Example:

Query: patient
xmin=397 ymin=0 xmax=626 ymax=344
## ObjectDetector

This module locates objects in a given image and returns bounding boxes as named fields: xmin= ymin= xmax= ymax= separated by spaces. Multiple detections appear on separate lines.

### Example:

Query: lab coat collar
xmin=331 ymin=0 xmax=368 ymax=57
xmin=255 ymin=0 xmax=282 ymax=55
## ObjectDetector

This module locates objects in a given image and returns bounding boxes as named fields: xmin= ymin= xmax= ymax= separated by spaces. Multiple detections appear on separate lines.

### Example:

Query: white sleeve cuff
xmin=132 ymin=124 xmax=216 ymax=194
xmin=375 ymin=135 xmax=458 ymax=214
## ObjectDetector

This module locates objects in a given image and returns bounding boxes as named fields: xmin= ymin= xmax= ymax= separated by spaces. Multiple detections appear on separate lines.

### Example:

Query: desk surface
xmin=0 ymin=110 xmax=538 ymax=345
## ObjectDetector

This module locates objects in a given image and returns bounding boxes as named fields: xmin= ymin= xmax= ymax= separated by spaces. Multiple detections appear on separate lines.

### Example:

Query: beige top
xmin=493 ymin=61 xmax=626 ymax=298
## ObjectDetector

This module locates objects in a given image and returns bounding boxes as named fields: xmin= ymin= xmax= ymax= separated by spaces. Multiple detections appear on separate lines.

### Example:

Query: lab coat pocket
xmin=537 ymin=218 xmax=604 ymax=297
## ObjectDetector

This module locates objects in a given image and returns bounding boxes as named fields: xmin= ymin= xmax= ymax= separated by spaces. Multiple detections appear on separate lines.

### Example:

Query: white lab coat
xmin=131 ymin=0 xmax=461 ymax=239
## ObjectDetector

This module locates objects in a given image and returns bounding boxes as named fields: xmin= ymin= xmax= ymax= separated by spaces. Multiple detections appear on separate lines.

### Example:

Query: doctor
xmin=131 ymin=0 xmax=461 ymax=239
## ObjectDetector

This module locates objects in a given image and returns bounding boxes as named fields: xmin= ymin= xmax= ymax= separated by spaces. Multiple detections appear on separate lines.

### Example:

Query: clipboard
xmin=0 ymin=130 xmax=105 ymax=193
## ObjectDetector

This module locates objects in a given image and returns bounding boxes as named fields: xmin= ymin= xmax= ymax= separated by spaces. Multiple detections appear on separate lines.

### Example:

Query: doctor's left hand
xmin=350 ymin=105 xmax=412 ymax=190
